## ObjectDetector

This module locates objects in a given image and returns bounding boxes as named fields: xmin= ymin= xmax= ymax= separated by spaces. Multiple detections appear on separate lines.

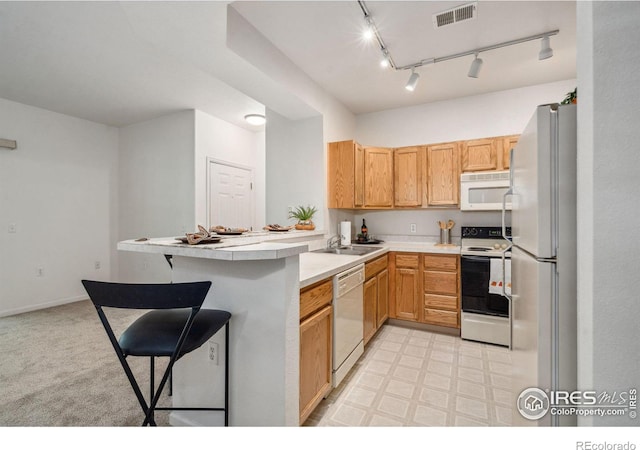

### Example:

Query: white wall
xmin=350 ymin=80 xmax=577 ymax=238
xmin=265 ymin=110 xmax=324 ymax=227
xmin=194 ymin=110 xmax=265 ymax=231
xmin=0 ymin=97 xmax=118 ymax=316
xmin=576 ymin=2 xmax=640 ymax=426
xmin=355 ymin=79 xmax=577 ymax=147
xmin=118 ymin=110 xmax=196 ymax=283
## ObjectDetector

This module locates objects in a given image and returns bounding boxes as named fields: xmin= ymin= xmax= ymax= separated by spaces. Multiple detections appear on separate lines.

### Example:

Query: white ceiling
xmin=0 ymin=1 xmax=576 ymax=129
xmin=232 ymin=0 xmax=577 ymax=114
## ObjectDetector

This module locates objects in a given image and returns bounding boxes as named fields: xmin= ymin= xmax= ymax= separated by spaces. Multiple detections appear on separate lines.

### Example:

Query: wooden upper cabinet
xmin=500 ymin=135 xmax=519 ymax=170
xmin=394 ymin=146 xmax=422 ymax=207
xmin=462 ymin=138 xmax=498 ymax=172
xmin=364 ymin=147 xmax=393 ymax=208
xmin=425 ymin=142 xmax=460 ymax=206
xmin=327 ymin=140 xmax=356 ymax=209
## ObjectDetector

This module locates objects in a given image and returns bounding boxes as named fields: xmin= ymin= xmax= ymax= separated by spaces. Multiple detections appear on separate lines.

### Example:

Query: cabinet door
xmin=500 ymin=135 xmax=519 ymax=170
xmin=364 ymin=147 xmax=393 ymax=207
xmin=394 ymin=146 xmax=422 ymax=207
xmin=354 ymin=143 xmax=364 ymax=207
xmin=376 ymin=269 xmax=389 ymax=328
xmin=425 ymin=142 xmax=460 ymax=206
xmin=299 ymin=305 xmax=332 ymax=425
xmin=394 ymin=267 xmax=420 ymax=322
xmin=363 ymin=277 xmax=377 ymax=346
xmin=327 ymin=141 xmax=355 ymax=208
xmin=462 ymin=138 xmax=498 ymax=172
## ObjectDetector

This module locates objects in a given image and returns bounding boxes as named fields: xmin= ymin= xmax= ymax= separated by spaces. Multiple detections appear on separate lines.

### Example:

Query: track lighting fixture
xmin=358 ymin=0 xmax=558 ymax=92
xmin=244 ymin=114 xmax=266 ymax=126
xmin=538 ymin=35 xmax=553 ymax=60
xmin=467 ymin=53 xmax=483 ymax=78
xmin=405 ymin=69 xmax=420 ymax=92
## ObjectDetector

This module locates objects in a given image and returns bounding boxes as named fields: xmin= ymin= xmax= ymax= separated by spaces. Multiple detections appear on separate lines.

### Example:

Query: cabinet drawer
xmin=424 ymin=293 xmax=458 ymax=311
xmin=423 ymin=254 xmax=458 ymax=272
xmin=300 ymin=279 xmax=332 ymax=320
xmin=423 ymin=271 xmax=458 ymax=295
xmin=365 ymin=254 xmax=388 ymax=279
xmin=395 ymin=254 xmax=419 ymax=268
xmin=424 ymin=308 xmax=458 ymax=328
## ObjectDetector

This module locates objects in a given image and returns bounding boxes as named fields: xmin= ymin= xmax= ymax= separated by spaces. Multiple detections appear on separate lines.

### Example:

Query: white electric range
xmin=460 ymin=226 xmax=512 ymax=347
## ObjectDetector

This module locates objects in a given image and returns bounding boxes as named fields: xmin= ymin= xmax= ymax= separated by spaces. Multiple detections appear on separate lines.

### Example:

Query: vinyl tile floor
xmin=304 ymin=324 xmax=514 ymax=427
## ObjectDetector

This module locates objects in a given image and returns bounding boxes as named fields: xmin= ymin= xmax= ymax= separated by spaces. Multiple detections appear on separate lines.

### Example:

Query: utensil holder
xmin=439 ymin=228 xmax=451 ymax=245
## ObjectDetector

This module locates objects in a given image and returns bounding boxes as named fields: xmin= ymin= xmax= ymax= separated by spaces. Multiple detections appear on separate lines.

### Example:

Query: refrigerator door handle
xmin=502 ymin=148 xmax=515 ymax=247
xmin=501 ymin=251 xmax=513 ymax=350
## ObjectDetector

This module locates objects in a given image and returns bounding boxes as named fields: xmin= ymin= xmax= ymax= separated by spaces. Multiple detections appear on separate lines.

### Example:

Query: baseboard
xmin=386 ymin=318 xmax=461 ymax=337
xmin=0 ymin=295 xmax=88 ymax=318
xmin=169 ymin=411 xmax=224 ymax=427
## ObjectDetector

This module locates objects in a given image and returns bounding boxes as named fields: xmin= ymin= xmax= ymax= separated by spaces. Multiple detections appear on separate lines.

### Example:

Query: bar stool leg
xmin=225 ymin=322 xmax=230 ymax=426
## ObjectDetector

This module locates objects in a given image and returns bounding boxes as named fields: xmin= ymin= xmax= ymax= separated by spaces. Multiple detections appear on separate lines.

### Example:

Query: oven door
xmin=461 ymin=255 xmax=509 ymax=317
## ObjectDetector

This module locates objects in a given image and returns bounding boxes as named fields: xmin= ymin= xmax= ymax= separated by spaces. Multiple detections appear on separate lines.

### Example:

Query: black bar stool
xmin=81 ymin=280 xmax=231 ymax=426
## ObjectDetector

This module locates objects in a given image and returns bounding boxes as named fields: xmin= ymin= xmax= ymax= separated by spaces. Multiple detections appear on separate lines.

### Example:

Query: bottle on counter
xmin=361 ymin=219 xmax=368 ymax=238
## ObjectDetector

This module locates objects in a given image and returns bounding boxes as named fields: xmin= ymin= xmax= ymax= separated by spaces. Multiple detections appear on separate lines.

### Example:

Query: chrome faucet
xmin=326 ymin=235 xmax=341 ymax=249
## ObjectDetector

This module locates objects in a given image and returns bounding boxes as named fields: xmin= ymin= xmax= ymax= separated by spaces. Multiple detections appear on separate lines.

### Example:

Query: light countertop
xmin=299 ymin=241 xmax=461 ymax=288
xmin=117 ymin=229 xmax=325 ymax=261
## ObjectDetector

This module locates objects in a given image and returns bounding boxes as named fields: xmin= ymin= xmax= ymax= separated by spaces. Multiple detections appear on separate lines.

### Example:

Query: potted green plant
xmin=561 ymin=87 xmax=577 ymax=104
xmin=289 ymin=205 xmax=318 ymax=230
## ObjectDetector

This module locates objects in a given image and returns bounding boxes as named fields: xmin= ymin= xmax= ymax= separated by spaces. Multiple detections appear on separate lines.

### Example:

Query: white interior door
xmin=208 ymin=160 xmax=254 ymax=230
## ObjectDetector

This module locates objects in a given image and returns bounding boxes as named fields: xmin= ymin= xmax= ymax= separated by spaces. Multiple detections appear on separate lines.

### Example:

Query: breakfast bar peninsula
xmin=118 ymin=230 xmax=324 ymax=426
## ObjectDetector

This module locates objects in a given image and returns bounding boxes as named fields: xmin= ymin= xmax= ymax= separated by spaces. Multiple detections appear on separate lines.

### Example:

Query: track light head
xmin=405 ymin=70 xmax=420 ymax=92
xmin=363 ymin=16 xmax=374 ymax=40
xmin=468 ymin=54 xmax=483 ymax=78
xmin=539 ymin=35 xmax=553 ymax=60
xmin=380 ymin=48 xmax=391 ymax=68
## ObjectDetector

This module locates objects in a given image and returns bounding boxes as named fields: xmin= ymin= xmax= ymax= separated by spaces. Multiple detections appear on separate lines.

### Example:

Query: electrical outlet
xmin=209 ymin=341 xmax=219 ymax=365
xmin=94 ymin=261 xmax=101 ymax=270
xmin=36 ymin=267 xmax=44 ymax=277
xmin=410 ymin=223 xmax=417 ymax=233
xmin=8 ymin=223 xmax=16 ymax=233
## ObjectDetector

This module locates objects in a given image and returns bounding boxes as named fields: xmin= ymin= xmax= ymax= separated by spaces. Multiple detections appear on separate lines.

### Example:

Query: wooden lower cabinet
xmin=389 ymin=252 xmax=460 ymax=329
xmin=423 ymin=254 xmax=460 ymax=329
xmin=389 ymin=253 xmax=420 ymax=322
xmin=299 ymin=279 xmax=333 ymax=425
xmin=363 ymin=255 xmax=389 ymax=345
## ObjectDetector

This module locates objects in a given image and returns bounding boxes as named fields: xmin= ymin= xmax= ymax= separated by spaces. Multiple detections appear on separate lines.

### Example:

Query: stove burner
xmin=466 ymin=247 xmax=492 ymax=252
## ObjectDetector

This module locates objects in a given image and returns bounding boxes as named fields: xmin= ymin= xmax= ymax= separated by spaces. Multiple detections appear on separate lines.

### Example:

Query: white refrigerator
xmin=505 ymin=103 xmax=577 ymax=426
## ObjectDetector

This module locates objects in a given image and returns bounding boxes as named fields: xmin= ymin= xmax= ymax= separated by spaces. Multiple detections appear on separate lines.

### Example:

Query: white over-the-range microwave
xmin=460 ymin=170 xmax=512 ymax=211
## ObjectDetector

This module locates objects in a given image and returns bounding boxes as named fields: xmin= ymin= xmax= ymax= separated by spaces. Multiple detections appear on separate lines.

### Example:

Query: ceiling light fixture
xmin=538 ymin=35 xmax=554 ymax=60
xmin=363 ymin=16 xmax=374 ymax=40
xmin=244 ymin=114 xmax=266 ymax=126
xmin=467 ymin=53 xmax=483 ymax=78
xmin=380 ymin=48 xmax=391 ymax=68
xmin=358 ymin=1 xmax=396 ymax=70
xmin=405 ymin=69 xmax=420 ymax=92
xmin=357 ymin=0 xmax=558 ymax=92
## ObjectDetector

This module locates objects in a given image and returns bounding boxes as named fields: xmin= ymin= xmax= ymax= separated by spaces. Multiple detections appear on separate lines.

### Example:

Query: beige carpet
xmin=0 ymin=300 xmax=171 ymax=426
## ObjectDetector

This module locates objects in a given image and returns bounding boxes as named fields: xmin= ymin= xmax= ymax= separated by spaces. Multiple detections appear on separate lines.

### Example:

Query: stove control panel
xmin=461 ymin=226 xmax=511 ymax=239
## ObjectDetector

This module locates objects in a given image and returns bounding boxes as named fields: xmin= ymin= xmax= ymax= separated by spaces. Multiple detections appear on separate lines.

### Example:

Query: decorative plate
xmin=174 ymin=236 xmax=222 ymax=245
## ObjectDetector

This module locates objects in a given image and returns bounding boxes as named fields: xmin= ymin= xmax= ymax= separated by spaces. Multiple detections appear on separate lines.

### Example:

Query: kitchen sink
xmin=312 ymin=246 xmax=380 ymax=256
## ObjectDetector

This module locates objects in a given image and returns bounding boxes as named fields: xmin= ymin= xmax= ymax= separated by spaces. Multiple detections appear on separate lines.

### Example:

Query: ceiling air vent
xmin=433 ymin=2 xmax=477 ymax=29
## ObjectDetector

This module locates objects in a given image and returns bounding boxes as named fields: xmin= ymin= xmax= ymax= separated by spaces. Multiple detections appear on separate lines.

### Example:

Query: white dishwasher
xmin=332 ymin=263 xmax=365 ymax=388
